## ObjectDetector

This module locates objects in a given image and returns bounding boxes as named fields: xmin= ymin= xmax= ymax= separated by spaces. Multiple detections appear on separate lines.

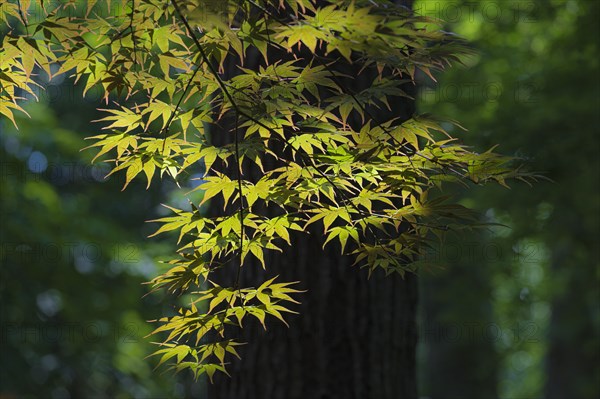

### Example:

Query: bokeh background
xmin=414 ymin=1 xmax=599 ymax=398
xmin=1 ymin=0 xmax=598 ymax=398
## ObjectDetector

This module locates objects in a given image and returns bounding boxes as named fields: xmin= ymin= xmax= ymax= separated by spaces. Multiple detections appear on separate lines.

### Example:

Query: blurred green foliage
xmin=0 ymin=81 xmax=204 ymax=397
xmin=415 ymin=0 xmax=599 ymax=398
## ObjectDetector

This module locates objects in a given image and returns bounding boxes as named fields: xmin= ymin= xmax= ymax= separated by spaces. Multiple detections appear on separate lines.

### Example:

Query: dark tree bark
xmin=208 ymin=234 xmax=418 ymax=399
xmin=206 ymin=2 xmax=419 ymax=398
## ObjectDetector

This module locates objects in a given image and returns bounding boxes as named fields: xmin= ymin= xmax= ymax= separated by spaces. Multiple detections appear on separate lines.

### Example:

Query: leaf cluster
xmin=0 ymin=0 xmax=537 ymax=378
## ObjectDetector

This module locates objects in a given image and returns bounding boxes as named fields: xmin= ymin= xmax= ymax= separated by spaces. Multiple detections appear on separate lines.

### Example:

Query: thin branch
xmin=16 ymin=0 xmax=29 ymax=35
xmin=160 ymin=53 xmax=202 ymax=151
xmin=233 ymin=112 xmax=245 ymax=282
xmin=129 ymin=0 xmax=139 ymax=70
xmin=170 ymin=0 xmax=248 ymax=293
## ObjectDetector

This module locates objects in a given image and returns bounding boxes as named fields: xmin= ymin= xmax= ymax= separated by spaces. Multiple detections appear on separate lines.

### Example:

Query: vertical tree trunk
xmin=207 ymin=2 xmax=418 ymax=397
xmin=209 ymin=234 xmax=418 ymax=399
xmin=208 ymin=103 xmax=419 ymax=399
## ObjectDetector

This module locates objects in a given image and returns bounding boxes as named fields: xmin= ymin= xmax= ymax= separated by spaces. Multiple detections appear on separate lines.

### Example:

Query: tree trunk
xmin=207 ymin=2 xmax=418 ymax=397
xmin=209 ymin=235 xmax=418 ymax=399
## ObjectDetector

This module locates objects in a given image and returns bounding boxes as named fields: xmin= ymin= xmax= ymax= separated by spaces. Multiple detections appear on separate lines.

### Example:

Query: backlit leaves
xmin=0 ymin=0 xmax=537 ymax=381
